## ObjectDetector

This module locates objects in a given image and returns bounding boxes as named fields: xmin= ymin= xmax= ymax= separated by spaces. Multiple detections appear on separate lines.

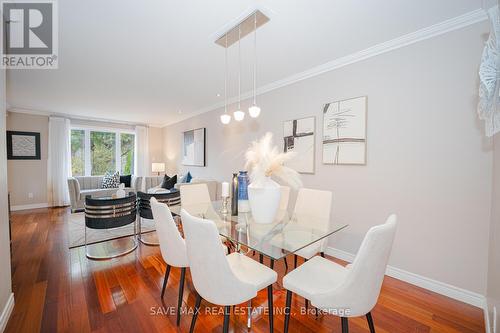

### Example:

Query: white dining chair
xmin=150 ymin=197 xmax=189 ymax=326
xmin=180 ymin=182 xmax=230 ymax=250
xmin=282 ymin=214 xmax=397 ymax=333
xmin=181 ymin=209 xmax=278 ymax=333
xmin=180 ymin=183 xmax=211 ymax=206
xmin=292 ymin=188 xmax=332 ymax=268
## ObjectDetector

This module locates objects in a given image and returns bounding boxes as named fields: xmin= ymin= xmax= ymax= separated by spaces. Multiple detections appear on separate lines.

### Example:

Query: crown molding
xmin=7 ymin=106 xmax=162 ymax=128
xmin=162 ymin=8 xmax=488 ymax=128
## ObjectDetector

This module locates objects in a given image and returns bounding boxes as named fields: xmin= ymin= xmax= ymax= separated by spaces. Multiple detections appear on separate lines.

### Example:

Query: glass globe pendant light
xmin=233 ymin=25 xmax=245 ymax=121
xmin=248 ymin=13 xmax=261 ymax=118
xmin=220 ymin=34 xmax=231 ymax=124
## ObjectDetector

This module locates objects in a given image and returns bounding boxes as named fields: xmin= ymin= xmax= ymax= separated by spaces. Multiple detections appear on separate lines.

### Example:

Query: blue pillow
xmin=180 ymin=171 xmax=192 ymax=183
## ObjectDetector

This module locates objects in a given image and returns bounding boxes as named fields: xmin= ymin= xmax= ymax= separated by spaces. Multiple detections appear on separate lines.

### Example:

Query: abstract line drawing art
xmin=322 ymin=96 xmax=367 ymax=165
xmin=283 ymin=116 xmax=315 ymax=174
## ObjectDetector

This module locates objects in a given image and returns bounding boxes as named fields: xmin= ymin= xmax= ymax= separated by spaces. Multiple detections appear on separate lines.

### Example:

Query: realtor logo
xmin=1 ymin=0 xmax=58 ymax=69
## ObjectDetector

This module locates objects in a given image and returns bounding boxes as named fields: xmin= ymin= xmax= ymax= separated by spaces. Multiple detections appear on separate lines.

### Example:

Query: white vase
xmin=116 ymin=183 xmax=126 ymax=198
xmin=248 ymin=177 xmax=281 ymax=224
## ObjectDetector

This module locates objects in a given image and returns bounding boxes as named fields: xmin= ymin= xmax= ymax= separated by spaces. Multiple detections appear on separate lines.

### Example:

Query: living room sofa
xmin=68 ymin=175 xmax=219 ymax=212
xmin=67 ymin=176 xmax=140 ymax=212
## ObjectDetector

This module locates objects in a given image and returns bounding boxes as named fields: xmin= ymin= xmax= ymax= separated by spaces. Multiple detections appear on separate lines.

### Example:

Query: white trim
xmin=162 ymin=8 xmax=488 ymax=127
xmin=10 ymin=203 xmax=50 ymax=211
xmin=485 ymin=301 xmax=492 ymax=333
xmin=7 ymin=107 xmax=159 ymax=128
xmin=325 ymin=247 xmax=486 ymax=308
xmin=0 ymin=293 xmax=14 ymax=333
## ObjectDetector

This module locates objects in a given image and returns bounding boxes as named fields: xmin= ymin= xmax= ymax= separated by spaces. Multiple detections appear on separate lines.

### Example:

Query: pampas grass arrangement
xmin=245 ymin=132 xmax=302 ymax=188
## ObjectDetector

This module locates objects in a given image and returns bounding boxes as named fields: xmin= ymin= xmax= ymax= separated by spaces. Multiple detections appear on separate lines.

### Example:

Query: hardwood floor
xmin=5 ymin=207 xmax=485 ymax=333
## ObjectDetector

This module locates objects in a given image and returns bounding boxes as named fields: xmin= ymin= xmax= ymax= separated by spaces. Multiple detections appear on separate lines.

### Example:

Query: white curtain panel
xmin=134 ymin=125 xmax=150 ymax=182
xmin=47 ymin=117 xmax=71 ymax=207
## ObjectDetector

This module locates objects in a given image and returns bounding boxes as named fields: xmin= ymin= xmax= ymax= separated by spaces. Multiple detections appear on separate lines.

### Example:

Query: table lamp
xmin=152 ymin=163 xmax=165 ymax=176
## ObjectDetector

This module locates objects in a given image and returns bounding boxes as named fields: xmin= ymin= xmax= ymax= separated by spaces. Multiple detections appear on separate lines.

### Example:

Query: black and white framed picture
xmin=182 ymin=128 xmax=206 ymax=167
xmin=322 ymin=96 xmax=367 ymax=165
xmin=7 ymin=131 xmax=41 ymax=160
xmin=283 ymin=116 xmax=315 ymax=174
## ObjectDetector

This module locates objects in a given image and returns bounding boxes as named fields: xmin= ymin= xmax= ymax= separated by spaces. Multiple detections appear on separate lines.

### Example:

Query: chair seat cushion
xmin=283 ymin=256 xmax=348 ymax=301
xmin=226 ymin=253 xmax=277 ymax=290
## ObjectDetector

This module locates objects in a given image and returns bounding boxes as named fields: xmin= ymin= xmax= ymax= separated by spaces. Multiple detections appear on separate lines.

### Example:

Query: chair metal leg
xmin=366 ymin=312 xmax=376 ymax=333
xmin=341 ymin=317 xmax=349 ymax=333
xmin=223 ymin=306 xmax=230 ymax=333
xmin=284 ymin=257 xmax=288 ymax=271
xmin=320 ymin=252 xmax=325 ymax=258
xmin=177 ymin=267 xmax=186 ymax=326
xmin=270 ymin=259 xmax=274 ymax=270
xmin=246 ymin=299 xmax=252 ymax=329
xmin=189 ymin=293 xmax=202 ymax=333
xmin=305 ymin=299 xmax=308 ymax=310
xmin=161 ymin=265 xmax=171 ymax=298
xmin=284 ymin=290 xmax=292 ymax=333
xmin=267 ymin=285 xmax=274 ymax=332
xmin=259 ymin=254 xmax=264 ymax=264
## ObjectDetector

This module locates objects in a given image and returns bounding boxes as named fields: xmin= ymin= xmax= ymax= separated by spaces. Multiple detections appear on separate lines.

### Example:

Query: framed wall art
xmin=7 ymin=131 xmax=41 ymax=160
xmin=283 ymin=116 xmax=315 ymax=174
xmin=322 ymin=96 xmax=367 ymax=165
xmin=182 ymin=128 xmax=206 ymax=167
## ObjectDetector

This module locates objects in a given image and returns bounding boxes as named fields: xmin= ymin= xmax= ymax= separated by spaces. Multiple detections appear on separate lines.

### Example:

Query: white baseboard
xmin=0 ymin=293 xmax=14 ymax=333
xmin=10 ymin=202 xmax=49 ymax=211
xmin=325 ymin=247 xmax=486 ymax=308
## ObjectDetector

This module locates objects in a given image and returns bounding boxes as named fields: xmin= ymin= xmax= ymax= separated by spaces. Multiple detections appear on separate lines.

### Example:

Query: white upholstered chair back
xmin=293 ymin=188 xmax=332 ymax=251
xmin=150 ymin=198 xmax=189 ymax=268
xmin=180 ymin=183 xmax=211 ymax=206
xmin=180 ymin=209 xmax=256 ymax=305
xmin=313 ymin=215 xmax=397 ymax=316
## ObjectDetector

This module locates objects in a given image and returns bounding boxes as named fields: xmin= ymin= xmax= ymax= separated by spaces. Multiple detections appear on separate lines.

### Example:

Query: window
xmin=91 ymin=131 xmax=116 ymax=175
xmin=120 ymin=133 xmax=135 ymax=175
xmin=70 ymin=128 xmax=135 ymax=176
xmin=70 ymin=130 xmax=85 ymax=176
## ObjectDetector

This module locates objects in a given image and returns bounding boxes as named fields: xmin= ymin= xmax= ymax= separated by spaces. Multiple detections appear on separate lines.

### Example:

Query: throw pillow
xmin=120 ymin=175 xmax=132 ymax=187
xmin=161 ymin=174 xmax=177 ymax=190
xmin=102 ymin=171 xmax=120 ymax=188
xmin=180 ymin=171 xmax=192 ymax=183
xmin=160 ymin=174 xmax=170 ymax=188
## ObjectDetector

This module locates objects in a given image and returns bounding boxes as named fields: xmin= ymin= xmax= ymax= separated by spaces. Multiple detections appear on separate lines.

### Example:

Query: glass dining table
xmin=170 ymin=201 xmax=349 ymax=263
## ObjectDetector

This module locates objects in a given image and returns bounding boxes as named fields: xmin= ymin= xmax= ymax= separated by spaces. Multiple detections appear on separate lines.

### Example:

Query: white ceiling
xmin=6 ymin=0 xmax=483 ymax=126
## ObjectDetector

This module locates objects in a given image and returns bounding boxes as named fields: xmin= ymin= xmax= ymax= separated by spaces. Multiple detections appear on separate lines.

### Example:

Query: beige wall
xmin=6 ymin=112 xmax=49 ymax=208
xmin=487 ymin=134 xmax=500 ymax=332
xmin=0 ymin=64 xmax=13 ymax=326
xmin=163 ymin=22 xmax=491 ymax=295
xmin=149 ymin=127 xmax=164 ymax=165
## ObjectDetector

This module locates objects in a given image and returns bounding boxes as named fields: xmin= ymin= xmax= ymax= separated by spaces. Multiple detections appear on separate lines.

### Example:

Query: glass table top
xmin=171 ymin=201 xmax=348 ymax=260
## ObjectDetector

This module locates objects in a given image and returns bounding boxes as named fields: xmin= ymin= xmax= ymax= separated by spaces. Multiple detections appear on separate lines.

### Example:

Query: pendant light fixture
xmin=220 ymin=34 xmax=231 ymax=124
xmin=233 ymin=25 xmax=245 ymax=122
xmin=248 ymin=12 xmax=261 ymax=118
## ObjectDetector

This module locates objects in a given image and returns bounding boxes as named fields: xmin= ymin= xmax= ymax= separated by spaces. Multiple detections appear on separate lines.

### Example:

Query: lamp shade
xmin=152 ymin=163 xmax=165 ymax=173
xmin=233 ymin=110 xmax=245 ymax=121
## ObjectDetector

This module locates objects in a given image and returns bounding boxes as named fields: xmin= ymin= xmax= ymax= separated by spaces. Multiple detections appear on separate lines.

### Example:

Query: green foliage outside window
xmin=71 ymin=130 xmax=85 ymax=176
xmin=91 ymin=131 xmax=116 ymax=175
xmin=121 ymin=133 xmax=135 ymax=175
